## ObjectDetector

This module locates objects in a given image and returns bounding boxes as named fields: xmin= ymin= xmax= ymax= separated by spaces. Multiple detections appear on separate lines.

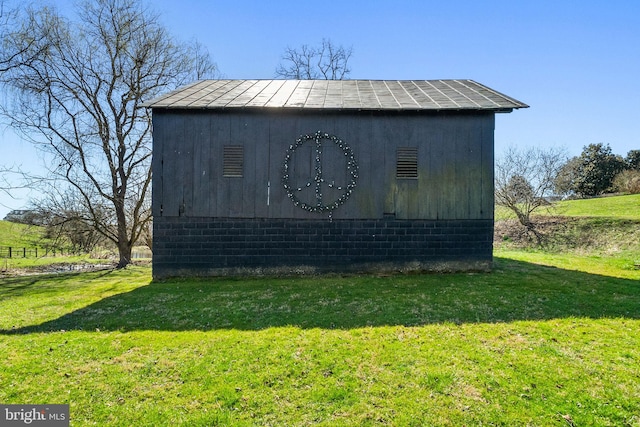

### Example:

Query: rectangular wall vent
xmin=223 ymin=145 xmax=244 ymax=177
xmin=396 ymin=147 xmax=418 ymax=179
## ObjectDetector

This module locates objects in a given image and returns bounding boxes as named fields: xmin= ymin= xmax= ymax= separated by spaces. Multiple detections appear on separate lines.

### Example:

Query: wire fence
xmin=1 ymin=246 xmax=152 ymax=259
xmin=0 ymin=246 xmax=71 ymax=258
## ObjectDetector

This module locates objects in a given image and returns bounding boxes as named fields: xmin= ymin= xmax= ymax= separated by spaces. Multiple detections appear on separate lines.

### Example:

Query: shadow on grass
xmin=0 ymin=269 xmax=115 ymax=299
xmin=2 ymin=257 xmax=639 ymax=334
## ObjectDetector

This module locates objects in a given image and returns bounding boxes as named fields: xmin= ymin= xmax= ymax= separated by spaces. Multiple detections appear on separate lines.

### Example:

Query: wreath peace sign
xmin=282 ymin=131 xmax=358 ymax=217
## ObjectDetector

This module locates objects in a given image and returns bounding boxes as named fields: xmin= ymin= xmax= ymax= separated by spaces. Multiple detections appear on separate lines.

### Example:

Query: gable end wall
xmin=151 ymin=109 xmax=495 ymax=277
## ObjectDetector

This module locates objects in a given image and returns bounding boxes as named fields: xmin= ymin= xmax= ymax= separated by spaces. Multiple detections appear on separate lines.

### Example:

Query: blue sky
xmin=1 ymin=0 xmax=639 ymax=217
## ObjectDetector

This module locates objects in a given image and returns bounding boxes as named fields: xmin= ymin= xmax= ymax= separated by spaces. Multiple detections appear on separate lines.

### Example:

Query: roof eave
xmin=145 ymin=105 xmax=527 ymax=113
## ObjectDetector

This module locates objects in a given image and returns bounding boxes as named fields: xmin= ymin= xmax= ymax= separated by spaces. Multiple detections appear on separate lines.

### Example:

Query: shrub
xmin=613 ymin=169 xmax=640 ymax=194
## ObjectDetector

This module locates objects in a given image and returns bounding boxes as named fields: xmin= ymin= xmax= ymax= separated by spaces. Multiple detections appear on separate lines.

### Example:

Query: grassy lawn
xmin=0 ymin=220 xmax=45 ymax=249
xmin=0 ymin=220 xmax=117 ymax=271
xmin=494 ymin=193 xmax=640 ymax=221
xmin=495 ymin=194 xmax=640 ymax=272
xmin=0 ymin=220 xmax=89 ymax=270
xmin=1 ymin=259 xmax=639 ymax=426
xmin=556 ymin=194 xmax=640 ymax=220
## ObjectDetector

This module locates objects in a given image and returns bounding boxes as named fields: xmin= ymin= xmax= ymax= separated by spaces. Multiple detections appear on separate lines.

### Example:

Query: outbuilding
xmin=146 ymin=79 xmax=527 ymax=278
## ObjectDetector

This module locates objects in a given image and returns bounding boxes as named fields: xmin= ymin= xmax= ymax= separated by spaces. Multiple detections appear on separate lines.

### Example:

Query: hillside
xmin=0 ymin=220 xmax=46 ymax=248
xmin=494 ymin=194 xmax=640 ymax=272
xmin=556 ymin=193 xmax=640 ymax=220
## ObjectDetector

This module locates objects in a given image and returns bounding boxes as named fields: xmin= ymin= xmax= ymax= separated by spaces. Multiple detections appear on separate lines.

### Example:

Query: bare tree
xmin=0 ymin=1 xmax=47 ymax=198
xmin=495 ymin=146 xmax=568 ymax=241
xmin=1 ymin=0 xmax=217 ymax=267
xmin=189 ymin=39 xmax=217 ymax=81
xmin=29 ymin=187 xmax=108 ymax=254
xmin=0 ymin=163 xmax=42 ymax=201
xmin=0 ymin=1 xmax=51 ymax=73
xmin=275 ymin=38 xmax=352 ymax=80
xmin=0 ymin=165 xmax=18 ymax=197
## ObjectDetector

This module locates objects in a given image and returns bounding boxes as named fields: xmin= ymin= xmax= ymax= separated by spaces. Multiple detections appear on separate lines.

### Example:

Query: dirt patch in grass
xmin=0 ymin=262 xmax=114 ymax=277
xmin=0 ymin=260 xmax=151 ymax=277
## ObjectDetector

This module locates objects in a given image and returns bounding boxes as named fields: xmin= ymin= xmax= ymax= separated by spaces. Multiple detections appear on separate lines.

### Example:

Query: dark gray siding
xmin=152 ymin=109 xmax=495 ymax=221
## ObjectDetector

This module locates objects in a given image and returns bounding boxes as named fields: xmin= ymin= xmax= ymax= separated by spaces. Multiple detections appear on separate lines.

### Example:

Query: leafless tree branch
xmin=275 ymin=39 xmax=352 ymax=80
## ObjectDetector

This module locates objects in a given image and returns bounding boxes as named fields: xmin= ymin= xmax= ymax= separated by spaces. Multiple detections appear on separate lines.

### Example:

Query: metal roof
xmin=144 ymin=79 xmax=528 ymax=112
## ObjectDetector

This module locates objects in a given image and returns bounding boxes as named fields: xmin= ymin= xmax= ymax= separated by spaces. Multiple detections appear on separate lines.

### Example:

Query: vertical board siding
xmin=153 ymin=110 xmax=494 ymax=221
xmin=158 ymin=112 xmax=187 ymax=217
xmin=481 ymin=115 xmax=496 ymax=219
xmin=268 ymin=114 xmax=296 ymax=219
xmin=225 ymin=114 xmax=245 ymax=217
xmin=213 ymin=113 xmax=231 ymax=217
xmin=439 ymin=118 xmax=459 ymax=218
xmin=180 ymin=113 xmax=195 ymax=216
xmin=207 ymin=114 xmax=222 ymax=217
xmin=191 ymin=112 xmax=211 ymax=217
xmin=422 ymin=125 xmax=442 ymax=219
xmin=369 ymin=115 xmax=398 ymax=215
xmin=341 ymin=114 xmax=377 ymax=218
xmin=397 ymin=115 xmax=422 ymax=219
xmin=452 ymin=123 xmax=468 ymax=218
xmin=253 ymin=115 xmax=271 ymax=218
xmin=151 ymin=111 xmax=165 ymax=217
xmin=466 ymin=125 xmax=481 ymax=219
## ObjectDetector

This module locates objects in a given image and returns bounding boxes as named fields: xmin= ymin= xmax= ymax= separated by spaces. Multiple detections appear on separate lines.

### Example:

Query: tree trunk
xmin=115 ymin=196 xmax=131 ymax=269
xmin=116 ymin=240 xmax=132 ymax=269
xmin=516 ymin=212 xmax=543 ymax=245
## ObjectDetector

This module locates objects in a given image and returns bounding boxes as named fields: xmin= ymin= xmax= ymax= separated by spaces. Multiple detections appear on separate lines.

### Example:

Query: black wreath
xmin=282 ymin=131 xmax=358 ymax=215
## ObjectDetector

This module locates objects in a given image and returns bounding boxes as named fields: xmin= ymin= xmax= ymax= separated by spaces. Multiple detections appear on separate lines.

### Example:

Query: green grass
xmin=495 ymin=248 xmax=640 ymax=279
xmin=0 ymin=220 xmax=111 ymax=269
xmin=1 ymin=261 xmax=639 ymax=426
xmin=495 ymin=193 xmax=640 ymax=221
xmin=0 ymin=220 xmax=45 ymax=248
xmin=1 ymin=196 xmax=639 ymax=425
xmin=555 ymin=194 xmax=640 ymax=220
xmin=495 ymin=194 xmax=640 ymax=261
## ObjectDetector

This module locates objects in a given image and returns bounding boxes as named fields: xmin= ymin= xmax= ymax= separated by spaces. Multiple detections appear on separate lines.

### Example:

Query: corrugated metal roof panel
xmin=225 ymin=80 xmax=270 ymax=107
xmin=264 ymin=80 xmax=298 ymax=107
xmin=341 ymin=80 xmax=361 ymax=109
xmin=245 ymin=80 xmax=286 ymax=107
xmin=283 ymin=80 xmax=313 ymax=108
xmin=371 ymin=80 xmax=400 ymax=109
xmin=399 ymin=81 xmax=440 ymax=109
xmin=203 ymin=80 xmax=249 ymax=107
xmin=355 ymin=81 xmax=382 ymax=109
xmin=144 ymin=79 xmax=528 ymax=111
xmin=305 ymin=80 xmax=328 ymax=109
